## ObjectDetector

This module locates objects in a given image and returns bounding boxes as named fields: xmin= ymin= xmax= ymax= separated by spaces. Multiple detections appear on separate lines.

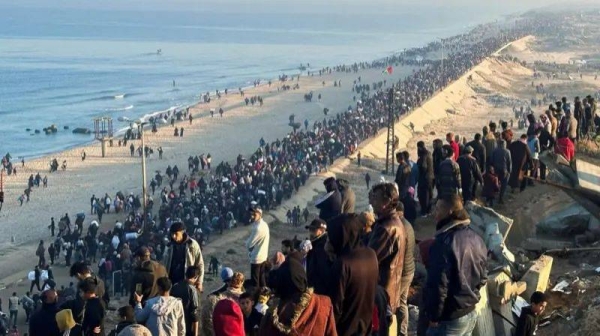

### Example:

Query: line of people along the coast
xmin=0 ymin=14 xmax=568 ymax=336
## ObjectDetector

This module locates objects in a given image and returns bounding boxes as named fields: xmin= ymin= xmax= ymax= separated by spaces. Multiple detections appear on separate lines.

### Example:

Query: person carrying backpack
xmin=21 ymin=292 xmax=34 ymax=324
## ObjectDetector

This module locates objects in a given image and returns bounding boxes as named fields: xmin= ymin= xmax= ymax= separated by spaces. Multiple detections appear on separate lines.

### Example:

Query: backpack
xmin=104 ymin=260 xmax=113 ymax=273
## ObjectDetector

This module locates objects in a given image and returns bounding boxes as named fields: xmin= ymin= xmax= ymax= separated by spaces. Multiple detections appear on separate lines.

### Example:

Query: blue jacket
xmin=424 ymin=218 xmax=488 ymax=322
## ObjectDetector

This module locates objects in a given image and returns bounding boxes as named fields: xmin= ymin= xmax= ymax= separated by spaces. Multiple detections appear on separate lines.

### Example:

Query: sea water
xmin=0 ymin=3 xmax=523 ymax=158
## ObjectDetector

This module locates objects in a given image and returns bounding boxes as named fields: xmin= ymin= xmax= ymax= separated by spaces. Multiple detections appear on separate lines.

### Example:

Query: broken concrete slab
xmin=521 ymin=255 xmax=553 ymax=300
xmin=465 ymin=201 xmax=514 ymax=243
xmin=522 ymin=237 xmax=574 ymax=252
xmin=536 ymin=204 xmax=593 ymax=236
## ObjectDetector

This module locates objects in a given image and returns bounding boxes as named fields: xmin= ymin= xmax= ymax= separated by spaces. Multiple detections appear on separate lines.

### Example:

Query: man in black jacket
xmin=417 ymin=141 xmax=434 ymax=216
xmin=171 ymin=266 xmax=202 ymax=336
xmin=69 ymin=261 xmax=110 ymax=307
xmin=466 ymin=133 xmax=486 ymax=172
xmin=29 ymin=289 xmax=61 ymax=336
xmin=395 ymin=152 xmax=411 ymax=199
xmin=327 ymin=213 xmax=379 ymax=336
xmin=436 ymin=145 xmax=461 ymax=199
xmin=457 ymin=146 xmax=483 ymax=202
xmin=424 ymin=195 xmax=487 ymax=335
xmin=315 ymin=177 xmax=342 ymax=222
xmin=305 ymin=218 xmax=331 ymax=295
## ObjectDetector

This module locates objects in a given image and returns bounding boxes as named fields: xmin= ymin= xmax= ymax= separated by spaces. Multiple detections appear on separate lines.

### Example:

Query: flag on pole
xmin=382 ymin=66 xmax=393 ymax=75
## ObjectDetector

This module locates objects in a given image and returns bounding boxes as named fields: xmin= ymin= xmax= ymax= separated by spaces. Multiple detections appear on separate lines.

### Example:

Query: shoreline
xmin=0 ymin=33 xmax=527 ymax=285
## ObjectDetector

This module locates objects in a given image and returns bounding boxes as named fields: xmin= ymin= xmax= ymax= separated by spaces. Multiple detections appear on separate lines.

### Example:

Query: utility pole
xmin=441 ymin=38 xmax=445 ymax=77
xmin=140 ymin=124 xmax=148 ymax=226
xmin=385 ymin=85 xmax=396 ymax=175
xmin=0 ymin=169 xmax=4 ymax=212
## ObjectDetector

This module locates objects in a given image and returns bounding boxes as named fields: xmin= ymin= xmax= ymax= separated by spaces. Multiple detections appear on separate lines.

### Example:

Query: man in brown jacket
xmin=368 ymin=182 xmax=407 ymax=334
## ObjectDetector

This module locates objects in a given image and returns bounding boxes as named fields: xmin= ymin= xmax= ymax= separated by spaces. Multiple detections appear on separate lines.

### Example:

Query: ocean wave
xmin=105 ymin=105 xmax=134 ymax=112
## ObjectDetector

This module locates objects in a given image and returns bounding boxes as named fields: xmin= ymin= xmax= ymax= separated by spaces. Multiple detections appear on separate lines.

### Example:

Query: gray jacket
xmin=491 ymin=140 xmax=512 ymax=175
xmin=135 ymin=296 xmax=185 ymax=336
xmin=163 ymin=235 xmax=204 ymax=285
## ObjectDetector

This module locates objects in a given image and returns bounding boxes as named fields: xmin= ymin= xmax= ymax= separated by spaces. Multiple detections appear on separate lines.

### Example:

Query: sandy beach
xmin=0 ymin=62 xmax=417 ymax=280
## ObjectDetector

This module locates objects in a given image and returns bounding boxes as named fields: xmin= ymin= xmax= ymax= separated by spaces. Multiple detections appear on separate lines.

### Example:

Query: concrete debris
xmin=536 ymin=204 xmax=594 ymax=236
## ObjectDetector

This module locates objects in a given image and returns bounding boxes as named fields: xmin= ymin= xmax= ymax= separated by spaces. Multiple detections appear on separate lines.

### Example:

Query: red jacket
xmin=449 ymin=141 xmax=460 ymax=161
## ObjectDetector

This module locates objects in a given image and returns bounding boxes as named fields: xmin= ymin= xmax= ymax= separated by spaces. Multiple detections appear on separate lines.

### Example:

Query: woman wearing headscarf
xmin=259 ymin=259 xmax=337 ymax=335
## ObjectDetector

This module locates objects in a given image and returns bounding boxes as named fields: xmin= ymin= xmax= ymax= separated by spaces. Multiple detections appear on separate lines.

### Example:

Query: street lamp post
xmin=139 ymin=123 xmax=148 ymax=224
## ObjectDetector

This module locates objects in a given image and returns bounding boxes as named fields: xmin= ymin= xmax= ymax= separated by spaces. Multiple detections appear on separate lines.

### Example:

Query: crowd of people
xmin=0 ymin=12 xmax=577 ymax=336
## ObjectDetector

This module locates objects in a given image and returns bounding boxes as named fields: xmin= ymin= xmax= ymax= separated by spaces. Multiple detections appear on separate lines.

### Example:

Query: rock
xmin=226 ymin=249 xmax=236 ymax=255
xmin=536 ymin=204 xmax=591 ymax=236
xmin=72 ymin=127 xmax=92 ymax=134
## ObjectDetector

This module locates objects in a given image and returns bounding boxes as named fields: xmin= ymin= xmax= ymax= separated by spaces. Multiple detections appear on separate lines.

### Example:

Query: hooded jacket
xmin=337 ymin=179 xmax=355 ymax=214
xmin=327 ymin=214 xmax=378 ymax=336
xmin=129 ymin=260 xmax=168 ymax=306
xmin=424 ymin=215 xmax=488 ymax=322
xmin=261 ymin=259 xmax=337 ymax=336
xmin=201 ymin=288 xmax=244 ymax=336
xmin=163 ymin=234 xmax=204 ymax=285
xmin=368 ymin=210 xmax=406 ymax=311
xmin=306 ymin=233 xmax=332 ymax=295
xmin=246 ymin=218 xmax=270 ymax=264
xmin=213 ymin=299 xmax=245 ymax=336
xmin=135 ymin=296 xmax=186 ymax=336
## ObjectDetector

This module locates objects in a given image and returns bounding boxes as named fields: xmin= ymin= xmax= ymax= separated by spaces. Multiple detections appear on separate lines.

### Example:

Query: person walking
xmin=456 ymin=146 xmax=483 ymax=203
xmin=163 ymin=222 xmax=204 ymax=291
xmin=30 ymin=266 xmax=42 ymax=293
xmin=36 ymin=240 xmax=46 ymax=267
xmin=491 ymin=140 xmax=512 ymax=204
xmin=416 ymin=141 xmax=434 ymax=216
xmin=245 ymin=207 xmax=270 ymax=288
xmin=21 ymin=291 xmax=34 ymax=324
xmin=8 ymin=292 xmax=19 ymax=329
xmin=171 ymin=266 xmax=202 ymax=336
xmin=134 ymin=277 xmax=186 ymax=336
xmin=424 ymin=195 xmax=488 ymax=335
xmin=436 ymin=145 xmax=461 ymax=199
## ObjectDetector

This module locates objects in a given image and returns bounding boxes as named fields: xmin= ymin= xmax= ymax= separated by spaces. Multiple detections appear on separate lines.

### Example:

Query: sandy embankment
xmin=0 ymin=63 xmax=415 ymax=281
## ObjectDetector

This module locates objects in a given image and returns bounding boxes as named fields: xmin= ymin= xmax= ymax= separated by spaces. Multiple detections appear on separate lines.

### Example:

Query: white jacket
xmin=245 ymin=218 xmax=270 ymax=264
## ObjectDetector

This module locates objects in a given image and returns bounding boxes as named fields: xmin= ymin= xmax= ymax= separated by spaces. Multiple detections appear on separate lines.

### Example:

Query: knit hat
xmin=220 ymin=267 xmax=234 ymax=282
xmin=117 ymin=324 xmax=153 ymax=336
xmin=213 ymin=299 xmax=245 ymax=336
xmin=55 ymin=309 xmax=77 ymax=331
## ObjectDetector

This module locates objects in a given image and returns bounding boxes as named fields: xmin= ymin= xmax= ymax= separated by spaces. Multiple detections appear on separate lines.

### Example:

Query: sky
xmin=3 ymin=0 xmax=569 ymax=13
